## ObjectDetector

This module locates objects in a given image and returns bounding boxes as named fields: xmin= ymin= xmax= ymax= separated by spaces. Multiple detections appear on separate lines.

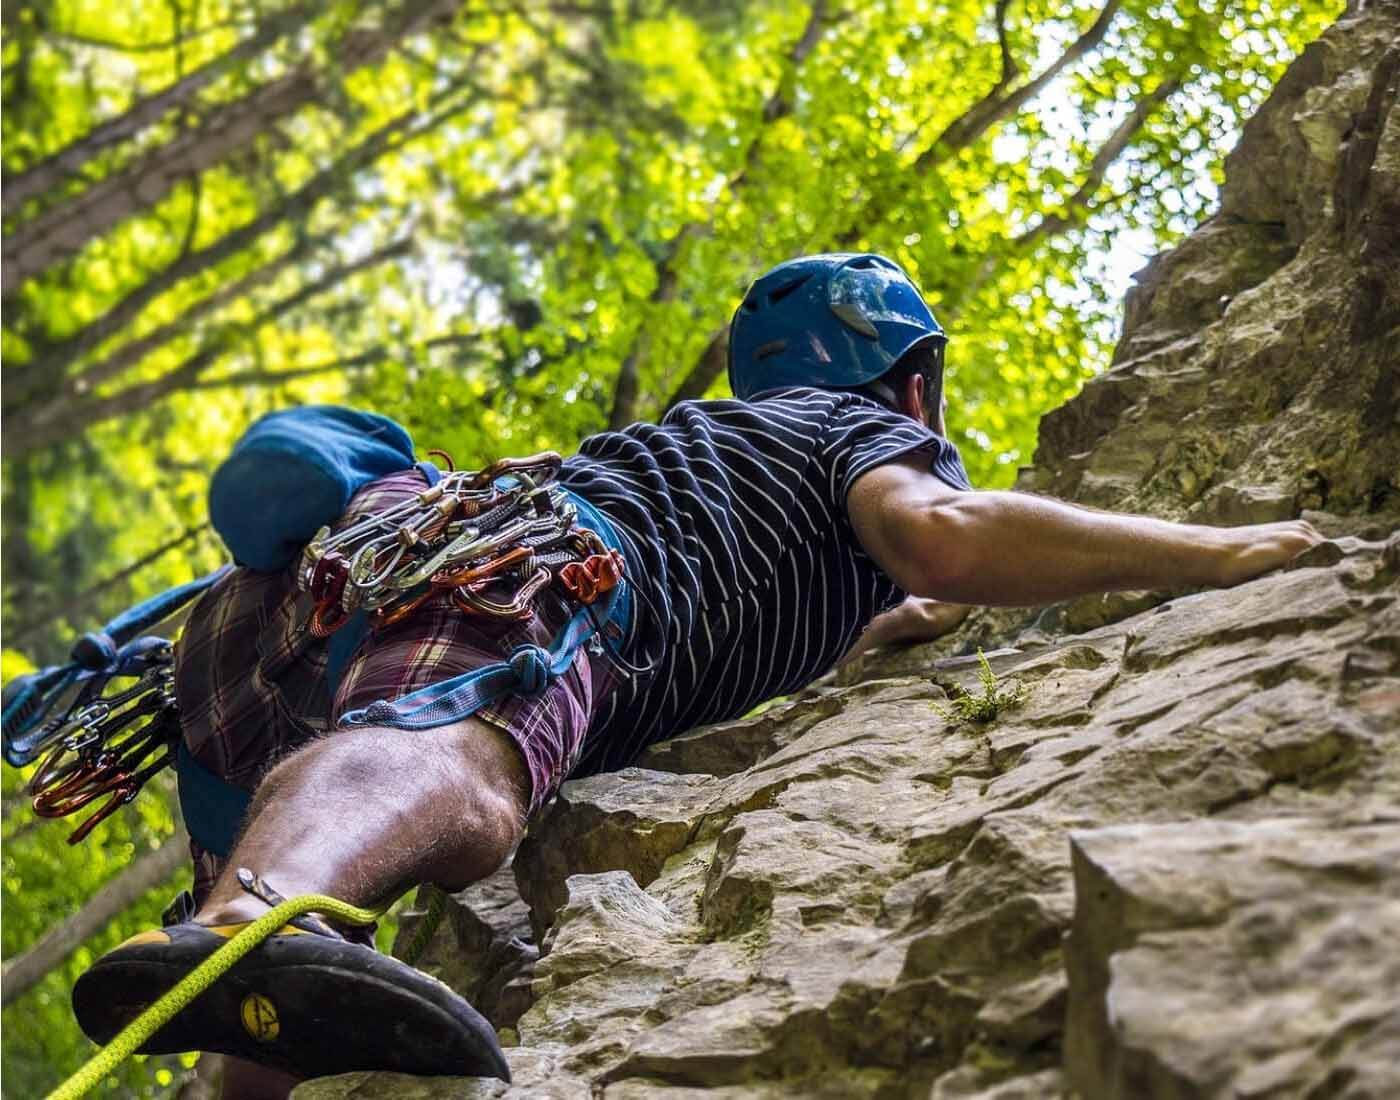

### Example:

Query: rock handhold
xmin=1065 ymin=818 xmax=1400 ymax=1100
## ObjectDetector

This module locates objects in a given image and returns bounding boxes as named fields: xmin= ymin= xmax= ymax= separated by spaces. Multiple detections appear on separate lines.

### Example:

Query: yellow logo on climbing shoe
xmin=240 ymin=993 xmax=279 ymax=1042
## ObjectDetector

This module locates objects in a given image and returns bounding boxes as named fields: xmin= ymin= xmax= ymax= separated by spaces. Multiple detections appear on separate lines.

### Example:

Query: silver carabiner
xmin=389 ymin=525 xmax=485 ymax=590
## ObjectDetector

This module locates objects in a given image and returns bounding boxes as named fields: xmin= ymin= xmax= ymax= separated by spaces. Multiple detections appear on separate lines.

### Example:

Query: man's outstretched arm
xmin=848 ymin=457 xmax=1322 ymax=606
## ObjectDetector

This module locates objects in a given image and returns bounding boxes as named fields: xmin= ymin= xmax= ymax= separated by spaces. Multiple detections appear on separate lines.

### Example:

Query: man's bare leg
xmin=195 ymin=717 xmax=530 ymax=927
xmin=191 ymin=719 xmax=531 ymax=1099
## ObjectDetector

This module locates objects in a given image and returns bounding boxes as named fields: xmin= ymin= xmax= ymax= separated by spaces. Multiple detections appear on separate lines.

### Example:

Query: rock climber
xmin=73 ymin=252 xmax=1322 ymax=1098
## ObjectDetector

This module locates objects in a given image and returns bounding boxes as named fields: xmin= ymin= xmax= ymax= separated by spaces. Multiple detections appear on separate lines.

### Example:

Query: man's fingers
xmin=1220 ymin=520 xmax=1328 ymax=586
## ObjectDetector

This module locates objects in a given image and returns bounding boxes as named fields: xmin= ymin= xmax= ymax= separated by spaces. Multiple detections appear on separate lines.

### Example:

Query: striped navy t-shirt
xmin=557 ymin=387 xmax=972 ymax=775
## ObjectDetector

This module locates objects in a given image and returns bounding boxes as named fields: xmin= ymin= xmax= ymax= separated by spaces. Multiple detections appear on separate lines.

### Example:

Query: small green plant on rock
xmin=933 ymin=648 xmax=1029 ymax=725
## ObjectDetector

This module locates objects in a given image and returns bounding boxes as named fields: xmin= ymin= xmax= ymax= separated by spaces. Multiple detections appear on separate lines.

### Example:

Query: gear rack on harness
xmin=298 ymin=451 xmax=624 ymax=637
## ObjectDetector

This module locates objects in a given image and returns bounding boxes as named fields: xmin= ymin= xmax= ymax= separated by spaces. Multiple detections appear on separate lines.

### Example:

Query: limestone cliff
xmin=297 ymin=4 xmax=1399 ymax=1097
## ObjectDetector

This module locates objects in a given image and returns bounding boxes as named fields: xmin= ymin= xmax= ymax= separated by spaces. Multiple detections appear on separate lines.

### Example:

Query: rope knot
xmin=509 ymin=645 xmax=551 ymax=695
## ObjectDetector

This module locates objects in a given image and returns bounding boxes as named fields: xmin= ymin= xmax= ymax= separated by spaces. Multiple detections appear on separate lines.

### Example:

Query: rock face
xmin=1022 ymin=0 xmax=1400 ymax=528
xmin=295 ymin=6 xmax=1399 ymax=1099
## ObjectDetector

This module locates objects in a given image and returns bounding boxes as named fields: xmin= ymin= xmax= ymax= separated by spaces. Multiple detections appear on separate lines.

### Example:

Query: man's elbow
xmin=905 ymin=498 xmax=978 ymax=600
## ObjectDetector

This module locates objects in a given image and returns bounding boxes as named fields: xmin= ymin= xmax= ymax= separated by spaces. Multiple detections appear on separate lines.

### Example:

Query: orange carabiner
xmin=310 ymin=599 xmax=352 ymax=638
xmin=434 ymin=545 xmax=533 ymax=589
xmin=452 ymin=566 xmax=551 ymax=621
xmin=32 ymin=753 xmax=125 ymax=818
xmin=559 ymin=550 xmax=625 ymax=604
xmin=65 ymin=781 xmax=140 ymax=845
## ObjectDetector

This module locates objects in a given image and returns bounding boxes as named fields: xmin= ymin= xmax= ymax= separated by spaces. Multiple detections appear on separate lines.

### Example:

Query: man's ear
xmin=900 ymin=373 xmax=925 ymax=422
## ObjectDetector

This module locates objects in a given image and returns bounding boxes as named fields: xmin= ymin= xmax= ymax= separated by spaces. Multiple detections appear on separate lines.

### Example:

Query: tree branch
xmin=2 ymin=0 xmax=459 ymax=290
xmin=1020 ymin=75 xmax=1181 ymax=243
xmin=185 ymin=349 xmax=392 ymax=391
xmin=41 ymin=19 xmax=253 ymax=55
xmin=5 ymin=526 xmax=208 ymax=646
xmin=12 ymin=81 xmax=485 ymax=395
xmin=913 ymin=0 xmax=1122 ymax=171
xmin=2 ymin=3 xmax=316 ymax=217
xmin=1 ymin=830 xmax=189 ymax=1007
xmin=7 ymin=239 xmax=414 ymax=457
xmin=16 ymin=230 xmax=341 ymax=410
xmin=186 ymin=332 xmax=480 ymax=392
xmin=664 ymin=0 xmax=1126 ymax=409
xmin=950 ymin=75 xmax=1183 ymax=314
xmin=612 ymin=0 xmax=827 ymax=428
xmin=992 ymin=0 xmax=1019 ymax=90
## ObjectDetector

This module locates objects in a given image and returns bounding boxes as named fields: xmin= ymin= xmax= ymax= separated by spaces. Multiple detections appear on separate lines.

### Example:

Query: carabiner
xmin=65 ymin=780 xmax=140 ymax=845
xmin=466 ymin=452 xmax=563 ymax=491
xmin=453 ymin=566 xmax=551 ymax=620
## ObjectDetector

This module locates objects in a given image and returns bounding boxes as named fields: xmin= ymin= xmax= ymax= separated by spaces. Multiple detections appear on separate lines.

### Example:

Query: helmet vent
xmin=767 ymin=275 xmax=811 ymax=306
xmin=755 ymin=339 xmax=788 ymax=360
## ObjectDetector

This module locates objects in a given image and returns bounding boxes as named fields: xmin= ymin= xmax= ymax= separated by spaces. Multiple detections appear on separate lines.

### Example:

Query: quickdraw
xmin=296 ymin=451 xmax=624 ymax=636
xmin=27 ymin=647 xmax=180 ymax=845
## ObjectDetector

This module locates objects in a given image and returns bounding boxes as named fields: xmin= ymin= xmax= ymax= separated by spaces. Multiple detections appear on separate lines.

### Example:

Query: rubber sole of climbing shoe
xmin=71 ymin=921 xmax=511 ymax=1082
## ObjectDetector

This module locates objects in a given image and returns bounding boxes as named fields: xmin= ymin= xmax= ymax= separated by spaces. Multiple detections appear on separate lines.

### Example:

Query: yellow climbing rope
xmin=46 ymin=892 xmax=387 ymax=1100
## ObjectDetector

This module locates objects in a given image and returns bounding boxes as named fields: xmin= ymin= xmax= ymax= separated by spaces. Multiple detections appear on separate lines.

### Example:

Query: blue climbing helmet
xmin=727 ymin=252 xmax=946 ymax=400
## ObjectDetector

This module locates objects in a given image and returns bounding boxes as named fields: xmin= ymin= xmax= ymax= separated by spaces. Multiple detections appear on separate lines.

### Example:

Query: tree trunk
xmin=9 ymin=230 xmax=336 ymax=410
xmin=663 ymin=326 xmax=729 ymax=413
xmin=1 ymin=830 xmax=189 ymax=1007
xmin=8 ymin=83 xmax=476 ymax=408
xmin=607 ymin=0 xmax=827 ymax=428
xmin=10 ymin=239 xmax=412 ymax=456
xmin=1 ymin=2 xmax=317 ymax=218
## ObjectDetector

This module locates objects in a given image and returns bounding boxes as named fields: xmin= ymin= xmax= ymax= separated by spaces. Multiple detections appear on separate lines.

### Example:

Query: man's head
xmin=727 ymin=253 xmax=948 ymax=431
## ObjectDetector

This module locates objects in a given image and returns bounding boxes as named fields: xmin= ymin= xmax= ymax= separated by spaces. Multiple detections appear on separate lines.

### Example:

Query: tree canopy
xmin=2 ymin=0 xmax=1340 ymax=1094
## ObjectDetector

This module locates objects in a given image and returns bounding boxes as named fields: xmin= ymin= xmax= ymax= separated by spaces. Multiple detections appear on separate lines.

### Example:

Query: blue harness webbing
xmin=174 ymin=487 xmax=633 ymax=857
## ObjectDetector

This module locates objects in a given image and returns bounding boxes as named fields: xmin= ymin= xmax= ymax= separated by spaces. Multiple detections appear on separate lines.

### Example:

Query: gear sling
xmin=2 ymin=406 xmax=633 ymax=856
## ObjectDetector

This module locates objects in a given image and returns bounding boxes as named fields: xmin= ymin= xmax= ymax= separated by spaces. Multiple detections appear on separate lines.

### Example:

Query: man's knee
xmin=256 ymin=721 xmax=528 ymax=843
xmin=444 ymin=723 xmax=531 ymax=848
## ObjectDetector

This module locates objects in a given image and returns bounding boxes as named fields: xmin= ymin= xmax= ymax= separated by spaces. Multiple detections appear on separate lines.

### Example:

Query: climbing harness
xmin=172 ymin=458 xmax=638 ymax=856
xmin=4 ymin=433 xmax=637 ymax=855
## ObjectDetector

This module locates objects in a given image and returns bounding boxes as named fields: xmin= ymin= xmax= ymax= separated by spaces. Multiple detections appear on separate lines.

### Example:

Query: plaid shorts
xmin=174 ymin=469 xmax=614 ymax=901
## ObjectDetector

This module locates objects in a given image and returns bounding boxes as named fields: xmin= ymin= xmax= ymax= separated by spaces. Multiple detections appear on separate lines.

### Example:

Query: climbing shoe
xmin=71 ymin=920 xmax=511 ymax=1081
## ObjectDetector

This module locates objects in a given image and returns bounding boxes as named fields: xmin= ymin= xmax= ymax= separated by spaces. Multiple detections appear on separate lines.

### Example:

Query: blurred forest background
xmin=2 ymin=0 xmax=1341 ymax=1094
